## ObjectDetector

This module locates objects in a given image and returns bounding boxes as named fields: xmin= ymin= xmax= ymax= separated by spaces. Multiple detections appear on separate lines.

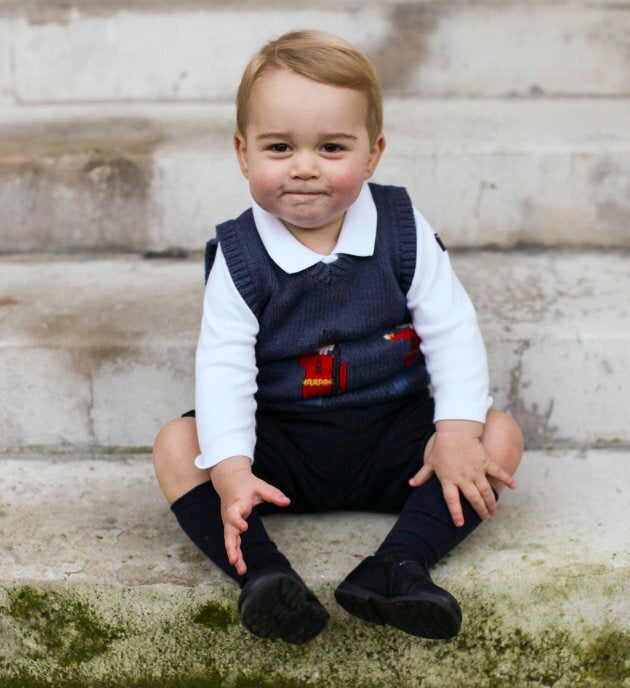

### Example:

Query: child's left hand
xmin=210 ymin=455 xmax=291 ymax=576
xmin=409 ymin=419 xmax=516 ymax=526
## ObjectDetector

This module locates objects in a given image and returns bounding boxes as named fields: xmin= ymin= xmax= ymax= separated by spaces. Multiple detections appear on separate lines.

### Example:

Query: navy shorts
xmin=184 ymin=392 xmax=435 ymax=515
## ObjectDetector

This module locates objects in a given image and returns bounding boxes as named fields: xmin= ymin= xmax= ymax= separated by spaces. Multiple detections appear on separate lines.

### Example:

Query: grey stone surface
xmin=0 ymin=20 xmax=10 ymax=105
xmin=0 ymin=250 xmax=628 ymax=451
xmin=0 ymin=255 xmax=201 ymax=450
xmin=382 ymin=99 xmax=630 ymax=248
xmin=1 ymin=450 xmax=628 ymax=590
xmin=0 ymin=2 xmax=627 ymax=103
xmin=0 ymin=450 xmax=627 ymax=687
xmin=1 ymin=99 xmax=629 ymax=252
xmin=454 ymin=251 xmax=630 ymax=446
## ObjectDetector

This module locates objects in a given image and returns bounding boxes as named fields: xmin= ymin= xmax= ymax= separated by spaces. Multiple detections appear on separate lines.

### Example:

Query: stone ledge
xmin=0 ymin=450 xmax=628 ymax=687
xmin=0 ymin=99 xmax=629 ymax=251
xmin=0 ymin=2 xmax=628 ymax=102
xmin=0 ymin=250 xmax=628 ymax=449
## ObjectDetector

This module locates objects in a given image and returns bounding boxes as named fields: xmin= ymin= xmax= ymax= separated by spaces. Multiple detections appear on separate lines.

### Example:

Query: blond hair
xmin=236 ymin=30 xmax=383 ymax=145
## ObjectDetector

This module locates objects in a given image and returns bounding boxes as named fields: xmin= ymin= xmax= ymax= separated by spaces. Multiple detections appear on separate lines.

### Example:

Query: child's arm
xmin=194 ymin=247 xmax=259 ymax=470
xmin=406 ymin=209 xmax=512 ymax=524
xmin=210 ymin=455 xmax=290 ymax=576
xmin=194 ymin=247 xmax=290 ymax=573
xmin=409 ymin=420 xmax=516 ymax=526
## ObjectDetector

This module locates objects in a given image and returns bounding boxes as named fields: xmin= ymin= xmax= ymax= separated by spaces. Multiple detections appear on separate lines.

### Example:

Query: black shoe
xmin=238 ymin=568 xmax=329 ymax=644
xmin=334 ymin=555 xmax=462 ymax=639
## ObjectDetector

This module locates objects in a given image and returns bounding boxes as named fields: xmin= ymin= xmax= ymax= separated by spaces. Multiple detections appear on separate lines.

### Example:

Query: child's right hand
xmin=209 ymin=456 xmax=290 ymax=576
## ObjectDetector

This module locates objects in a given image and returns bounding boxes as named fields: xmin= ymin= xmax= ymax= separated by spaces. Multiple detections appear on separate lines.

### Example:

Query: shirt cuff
xmin=193 ymin=442 xmax=255 ymax=470
xmin=433 ymin=395 xmax=493 ymax=425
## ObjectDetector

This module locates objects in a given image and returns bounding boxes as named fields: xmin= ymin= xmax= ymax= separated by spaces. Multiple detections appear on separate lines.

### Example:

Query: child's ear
xmin=234 ymin=133 xmax=250 ymax=179
xmin=365 ymin=134 xmax=386 ymax=179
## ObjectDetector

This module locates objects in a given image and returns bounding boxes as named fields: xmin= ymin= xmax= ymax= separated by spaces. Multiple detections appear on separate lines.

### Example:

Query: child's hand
xmin=409 ymin=420 xmax=516 ymax=526
xmin=210 ymin=456 xmax=290 ymax=576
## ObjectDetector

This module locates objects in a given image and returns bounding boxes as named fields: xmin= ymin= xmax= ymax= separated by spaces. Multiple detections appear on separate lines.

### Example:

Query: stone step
xmin=1 ymin=99 xmax=629 ymax=253
xmin=0 ymin=0 xmax=628 ymax=105
xmin=0 ymin=249 xmax=627 ymax=452
xmin=1 ymin=449 xmax=628 ymax=687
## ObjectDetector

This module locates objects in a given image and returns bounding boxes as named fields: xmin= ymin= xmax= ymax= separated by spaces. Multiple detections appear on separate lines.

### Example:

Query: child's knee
xmin=153 ymin=417 xmax=205 ymax=503
xmin=153 ymin=417 xmax=198 ymax=473
xmin=485 ymin=410 xmax=524 ymax=475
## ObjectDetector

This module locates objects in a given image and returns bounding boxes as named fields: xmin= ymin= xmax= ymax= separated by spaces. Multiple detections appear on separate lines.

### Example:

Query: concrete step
xmin=1 ymin=99 xmax=629 ymax=253
xmin=0 ymin=249 xmax=628 ymax=452
xmin=0 ymin=1 xmax=628 ymax=105
xmin=1 ymin=449 xmax=628 ymax=687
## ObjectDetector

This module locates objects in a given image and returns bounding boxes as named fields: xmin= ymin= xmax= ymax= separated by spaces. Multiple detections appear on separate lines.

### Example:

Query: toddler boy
xmin=153 ymin=29 xmax=523 ymax=644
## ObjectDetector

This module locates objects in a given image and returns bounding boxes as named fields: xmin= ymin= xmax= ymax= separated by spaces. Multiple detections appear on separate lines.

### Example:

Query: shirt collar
xmin=251 ymin=182 xmax=377 ymax=274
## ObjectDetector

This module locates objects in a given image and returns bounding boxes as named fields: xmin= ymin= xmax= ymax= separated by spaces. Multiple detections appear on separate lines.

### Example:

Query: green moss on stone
xmin=2 ymin=580 xmax=628 ymax=688
xmin=6 ymin=585 xmax=120 ymax=667
xmin=581 ymin=627 xmax=630 ymax=684
xmin=193 ymin=600 xmax=239 ymax=629
xmin=0 ymin=675 xmax=222 ymax=688
xmin=452 ymin=594 xmax=588 ymax=686
xmin=233 ymin=676 xmax=321 ymax=688
xmin=0 ymin=668 xmax=333 ymax=688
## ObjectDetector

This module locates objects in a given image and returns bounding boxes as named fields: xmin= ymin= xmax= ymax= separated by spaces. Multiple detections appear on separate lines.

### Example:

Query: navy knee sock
xmin=170 ymin=481 xmax=291 ymax=585
xmin=375 ymin=475 xmax=484 ymax=568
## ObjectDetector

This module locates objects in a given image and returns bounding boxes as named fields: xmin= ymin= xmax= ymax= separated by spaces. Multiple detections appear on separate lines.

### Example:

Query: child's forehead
xmin=252 ymin=68 xmax=336 ymax=94
xmin=249 ymin=69 xmax=368 ymax=115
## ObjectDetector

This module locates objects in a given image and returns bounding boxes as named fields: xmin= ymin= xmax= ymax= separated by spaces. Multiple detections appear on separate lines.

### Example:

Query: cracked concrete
xmin=505 ymin=348 xmax=560 ymax=448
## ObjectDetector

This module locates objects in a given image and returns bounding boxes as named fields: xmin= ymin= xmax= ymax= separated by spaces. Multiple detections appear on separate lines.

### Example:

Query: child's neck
xmin=282 ymin=214 xmax=345 ymax=256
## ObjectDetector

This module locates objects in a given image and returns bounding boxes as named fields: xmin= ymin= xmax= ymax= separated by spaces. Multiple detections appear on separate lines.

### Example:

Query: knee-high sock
xmin=375 ymin=475 xmax=484 ymax=568
xmin=170 ymin=481 xmax=291 ymax=585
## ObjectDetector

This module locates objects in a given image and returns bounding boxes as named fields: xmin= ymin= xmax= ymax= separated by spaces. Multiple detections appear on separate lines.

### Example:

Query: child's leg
xmin=376 ymin=409 xmax=523 ymax=564
xmin=153 ymin=416 xmax=329 ymax=643
xmin=336 ymin=409 xmax=523 ymax=638
xmin=153 ymin=416 xmax=291 ymax=582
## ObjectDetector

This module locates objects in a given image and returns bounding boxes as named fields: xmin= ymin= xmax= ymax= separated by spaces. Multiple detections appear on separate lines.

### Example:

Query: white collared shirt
xmin=194 ymin=183 xmax=491 ymax=469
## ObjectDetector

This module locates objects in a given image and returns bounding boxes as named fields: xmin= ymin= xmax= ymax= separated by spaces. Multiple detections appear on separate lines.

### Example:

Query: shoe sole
xmin=239 ymin=571 xmax=329 ymax=644
xmin=334 ymin=581 xmax=462 ymax=639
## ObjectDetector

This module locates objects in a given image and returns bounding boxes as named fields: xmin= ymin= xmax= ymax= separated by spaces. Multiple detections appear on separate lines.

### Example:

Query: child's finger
xmin=476 ymin=479 xmax=499 ymax=516
xmin=224 ymin=502 xmax=249 ymax=533
xmin=442 ymin=481 xmax=465 ymax=526
xmin=224 ymin=525 xmax=240 ymax=562
xmin=231 ymin=549 xmax=247 ymax=576
xmin=255 ymin=481 xmax=291 ymax=508
xmin=461 ymin=482 xmax=491 ymax=521
xmin=224 ymin=525 xmax=247 ymax=575
xmin=409 ymin=463 xmax=433 ymax=487
xmin=488 ymin=462 xmax=517 ymax=489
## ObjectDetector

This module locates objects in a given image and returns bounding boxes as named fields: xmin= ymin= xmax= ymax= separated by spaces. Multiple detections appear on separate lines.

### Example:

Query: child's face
xmin=235 ymin=69 xmax=385 ymax=247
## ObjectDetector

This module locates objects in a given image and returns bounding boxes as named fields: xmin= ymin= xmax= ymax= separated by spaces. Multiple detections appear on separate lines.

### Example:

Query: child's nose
xmin=290 ymin=151 xmax=320 ymax=179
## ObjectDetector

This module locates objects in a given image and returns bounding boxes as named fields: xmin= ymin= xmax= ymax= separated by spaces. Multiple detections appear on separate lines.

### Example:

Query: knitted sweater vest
xmin=205 ymin=183 xmax=431 ymax=412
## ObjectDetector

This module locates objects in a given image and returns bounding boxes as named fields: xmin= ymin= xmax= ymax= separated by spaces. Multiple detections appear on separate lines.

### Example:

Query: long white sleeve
xmin=407 ymin=209 xmax=492 ymax=423
xmin=194 ymin=246 xmax=259 ymax=469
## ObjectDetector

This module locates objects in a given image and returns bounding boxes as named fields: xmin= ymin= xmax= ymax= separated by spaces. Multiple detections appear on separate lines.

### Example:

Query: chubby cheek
xmin=248 ymin=169 xmax=282 ymax=207
xmin=329 ymin=167 xmax=367 ymax=201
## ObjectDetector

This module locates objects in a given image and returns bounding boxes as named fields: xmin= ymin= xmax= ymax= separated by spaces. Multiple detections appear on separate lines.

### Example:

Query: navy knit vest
xmin=205 ymin=183 xmax=431 ymax=412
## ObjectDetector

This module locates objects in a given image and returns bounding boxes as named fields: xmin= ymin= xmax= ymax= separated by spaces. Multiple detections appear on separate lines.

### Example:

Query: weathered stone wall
xmin=0 ymin=0 xmax=629 ymax=252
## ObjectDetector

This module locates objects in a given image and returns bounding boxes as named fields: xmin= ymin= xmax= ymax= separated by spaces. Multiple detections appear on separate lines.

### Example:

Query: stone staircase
xmin=1 ymin=2 xmax=628 ymax=686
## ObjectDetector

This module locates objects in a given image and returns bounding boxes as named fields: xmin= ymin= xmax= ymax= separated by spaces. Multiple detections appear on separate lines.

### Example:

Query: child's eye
xmin=268 ymin=143 xmax=291 ymax=153
xmin=321 ymin=143 xmax=344 ymax=153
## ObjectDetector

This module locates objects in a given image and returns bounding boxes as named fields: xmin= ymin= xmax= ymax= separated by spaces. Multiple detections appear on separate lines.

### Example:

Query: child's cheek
xmin=249 ymin=171 xmax=280 ymax=204
xmin=331 ymin=168 xmax=365 ymax=195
